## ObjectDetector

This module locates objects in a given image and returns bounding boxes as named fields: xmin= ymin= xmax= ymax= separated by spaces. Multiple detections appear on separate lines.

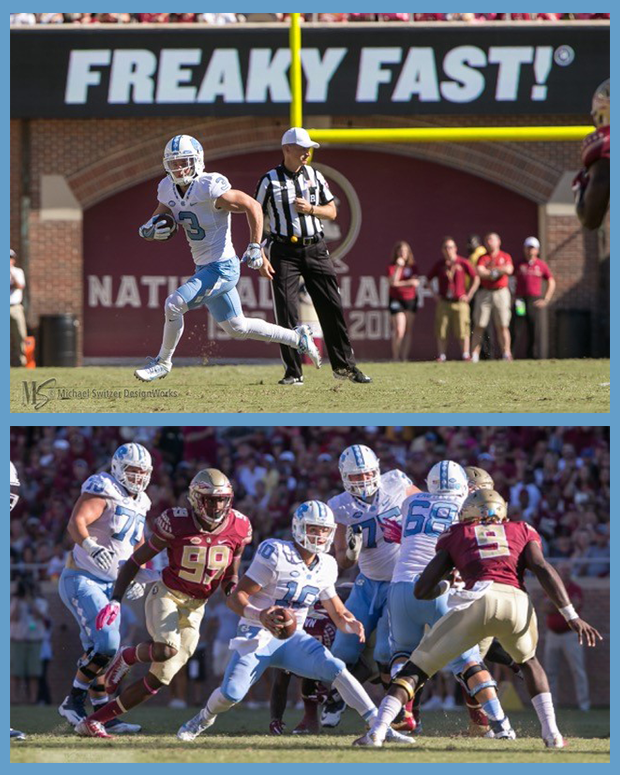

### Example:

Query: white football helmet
xmin=339 ymin=444 xmax=380 ymax=500
xmin=163 ymin=134 xmax=205 ymax=186
xmin=10 ymin=460 xmax=20 ymax=512
xmin=591 ymin=78 xmax=610 ymax=128
xmin=111 ymin=443 xmax=152 ymax=495
xmin=292 ymin=500 xmax=336 ymax=554
xmin=426 ymin=460 xmax=468 ymax=497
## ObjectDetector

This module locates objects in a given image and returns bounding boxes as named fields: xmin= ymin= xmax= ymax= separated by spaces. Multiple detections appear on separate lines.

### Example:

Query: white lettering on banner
xmin=441 ymin=46 xmax=486 ymax=103
xmin=489 ymin=47 xmax=534 ymax=101
xmin=108 ymin=50 xmax=157 ymax=104
xmin=349 ymin=311 xmax=391 ymax=341
xmin=339 ymin=276 xmax=352 ymax=308
xmin=88 ymin=275 xmax=112 ymax=307
xmin=65 ymin=50 xmax=111 ymax=103
xmin=301 ymin=48 xmax=348 ymax=102
xmin=141 ymin=276 xmax=167 ymax=308
xmin=356 ymin=48 xmax=402 ymax=101
xmin=115 ymin=276 xmax=141 ymax=307
xmin=258 ymin=278 xmax=274 ymax=309
xmin=237 ymin=277 xmax=257 ymax=307
xmin=155 ymin=49 xmax=201 ymax=103
xmin=246 ymin=49 xmax=291 ymax=102
xmin=355 ymin=277 xmax=381 ymax=308
xmin=393 ymin=48 xmax=440 ymax=102
xmin=197 ymin=49 xmax=244 ymax=103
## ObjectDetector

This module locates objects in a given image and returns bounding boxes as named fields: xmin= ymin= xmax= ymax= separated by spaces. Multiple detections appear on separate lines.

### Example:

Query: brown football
xmin=155 ymin=212 xmax=177 ymax=240
xmin=272 ymin=606 xmax=297 ymax=640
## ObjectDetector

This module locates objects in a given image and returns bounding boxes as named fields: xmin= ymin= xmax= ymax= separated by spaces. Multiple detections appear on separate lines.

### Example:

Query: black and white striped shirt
xmin=254 ymin=163 xmax=334 ymax=240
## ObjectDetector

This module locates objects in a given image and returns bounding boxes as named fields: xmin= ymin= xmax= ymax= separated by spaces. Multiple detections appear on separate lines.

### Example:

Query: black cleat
xmin=333 ymin=367 xmax=372 ymax=384
xmin=278 ymin=375 xmax=304 ymax=386
xmin=10 ymin=729 xmax=26 ymax=741
xmin=58 ymin=693 xmax=88 ymax=726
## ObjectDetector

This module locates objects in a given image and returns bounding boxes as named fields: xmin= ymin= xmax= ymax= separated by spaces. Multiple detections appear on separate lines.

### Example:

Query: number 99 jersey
xmin=72 ymin=472 xmax=151 ymax=582
xmin=392 ymin=490 xmax=467 ymax=583
xmin=242 ymin=539 xmax=338 ymax=631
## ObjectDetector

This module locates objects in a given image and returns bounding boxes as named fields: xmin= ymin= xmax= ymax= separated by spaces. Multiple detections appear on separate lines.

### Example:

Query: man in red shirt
xmin=514 ymin=237 xmax=556 ymax=359
xmin=471 ymin=232 xmax=514 ymax=361
xmin=427 ymin=237 xmax=479 ymax=362
xmin=75 ymin=469 xmax=252 ymax=738
xmin=355 ymin=489 xmax=601 ymax=749
xmin=544 ymin=563 xmax=590 ymax=711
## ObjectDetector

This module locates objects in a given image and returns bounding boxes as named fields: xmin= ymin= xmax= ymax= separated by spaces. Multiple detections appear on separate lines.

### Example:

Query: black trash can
xmin=555 ymin=310 xmax=591 ymax=359
xmin=38 ymin=314 xmax=78 ymax=367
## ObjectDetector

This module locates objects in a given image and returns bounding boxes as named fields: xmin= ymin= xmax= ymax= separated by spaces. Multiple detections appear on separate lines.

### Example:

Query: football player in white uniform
xmin=322 ymin=445 xmax=419 ymax=728
xmin=134 ymin=134 xmax=320 ymax=382
xmin=385 ymin=461 xmax=514 ymax=740
xmin=10 ymin=461 xmax=27 ymax=742
xmin=57 ymin=443 xmax=153 ymax=734
xmin=177 ymin=501 xmax=413 ymax=744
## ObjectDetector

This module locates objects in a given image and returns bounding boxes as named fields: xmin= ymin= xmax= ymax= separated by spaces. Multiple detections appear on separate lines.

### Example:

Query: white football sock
xmin=332 ymin=669 xmax=376 ymax=720
xmin=531 ymin=692 xmax=561 ymax=738
xmin=158 ymin=291 xmax=187 ymax=364
xmin=218 ymin=315 xmax=300 ymax=347
xmin=205 ymin=687 xmax=236 ymax=718
xmin=372 ymin=695 xmax=403 ymax=737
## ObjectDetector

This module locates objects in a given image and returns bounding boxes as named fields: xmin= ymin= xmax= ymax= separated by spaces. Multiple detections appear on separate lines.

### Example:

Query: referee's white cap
xmin=281 ymin=127 xmax=320 ymax=149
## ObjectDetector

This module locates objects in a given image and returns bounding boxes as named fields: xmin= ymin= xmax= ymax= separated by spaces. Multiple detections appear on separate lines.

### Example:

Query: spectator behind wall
xmin=387 ymin=241 xmax=419 ymax=361
xmin=10 ymin=249 xmax=27 ymax=367
xmin=513 ymin=237 xmax=556 ymax=359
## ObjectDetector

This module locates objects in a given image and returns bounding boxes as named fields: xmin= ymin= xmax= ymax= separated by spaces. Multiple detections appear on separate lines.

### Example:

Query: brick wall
xmin=10 ymin=112 xmax=607 ymax=359
xmin=16 ymin=578 xmax=610 ymax=709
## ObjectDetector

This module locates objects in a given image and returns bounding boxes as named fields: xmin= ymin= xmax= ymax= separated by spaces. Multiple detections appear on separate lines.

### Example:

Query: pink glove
xmin=95 ymin=600 xmax=121 ymax=631
xmin=381 ymin=518 xmax=402 ymax=544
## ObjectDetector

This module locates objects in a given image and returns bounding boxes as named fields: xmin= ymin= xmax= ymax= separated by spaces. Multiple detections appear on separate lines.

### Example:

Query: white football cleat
xmin=104 ymin=718 xmax=141 ymax=734
xmin=295 ymin=325 xmax=321 ymax=369
xmin=134 ymin=357 xmax=171 ymax=382
xmin=177 ymin=709 xmax=216 ymax=741
xmin=353 ymin=730 xmax=384 ymax=747
xmin=544 ymin=734 xmax=566 ymax=748
xmin=487 ymin=717 xmax=517 ymax=740
xmin=75 ymin=719 xmax=113 ymax=738
xmin=385 ymin=726 xmax=415 ymax=744
xmin=105 ymin=651 xmax=132 ymax=696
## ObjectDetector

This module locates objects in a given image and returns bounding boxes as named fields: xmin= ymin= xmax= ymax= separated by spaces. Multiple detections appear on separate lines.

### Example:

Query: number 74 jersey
xmin=392 ymin=491 xmax=467 ymax=583
xmin=153 ymin=507 xmax=252 ymax=599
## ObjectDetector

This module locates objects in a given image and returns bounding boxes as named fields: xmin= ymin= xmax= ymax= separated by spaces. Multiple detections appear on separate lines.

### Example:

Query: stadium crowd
xmin=10 ymin=12 xmax=610 ymax=24
xmin=10 ymin=425 xmax=610 ymax=583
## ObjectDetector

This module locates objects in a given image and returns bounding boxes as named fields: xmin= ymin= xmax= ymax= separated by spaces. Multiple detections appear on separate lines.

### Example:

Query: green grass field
xmin=9 ymin=707 xmax=609 ymax=764
xmin=11 ymin=360 xmax=610 ymax=413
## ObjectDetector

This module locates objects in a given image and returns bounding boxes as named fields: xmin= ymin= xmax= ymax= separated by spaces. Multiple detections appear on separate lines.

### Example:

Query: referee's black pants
xmin=513 ymin=296 xmax=541 ymax=359
xmin=269 ymin=239 xmax=356 ymax=378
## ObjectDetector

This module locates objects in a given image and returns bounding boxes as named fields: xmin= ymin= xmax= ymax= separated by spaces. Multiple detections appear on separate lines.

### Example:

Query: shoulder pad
xmin=154 ymin=507 xmax=188 ymax=540
xmin=82 ymin=472 xmax=121 ymax=500
xmin=255 ymin=538 xmax=280 ymax=568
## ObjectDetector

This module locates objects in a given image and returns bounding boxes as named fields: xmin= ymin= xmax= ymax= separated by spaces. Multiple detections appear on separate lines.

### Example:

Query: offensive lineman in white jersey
xmin=177 ymin=501 xmax=413 ymax=744
xmin=384 ymin=460 xmax=515 ymax=740
xmin=321 ymin=445 xmax=419 ymax=728
xmin=10 ymin=461 xmax=26 ymax=742
xmin=57 ymin=443 xmax=154 ymax=734
xmin=134 ymin=134 xmax=320 ymax=382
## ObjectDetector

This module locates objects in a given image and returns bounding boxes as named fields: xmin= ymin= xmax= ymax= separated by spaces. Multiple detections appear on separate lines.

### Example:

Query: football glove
xmin=82 ymin=537 xmax=115 ymax=571
xmin=95 ymin=600 xmax=121 ymax=630
xmin=242 ymin=243 xmax=264 ymax=270
xmin=139 ymin=216 xmax=175 ymax=241
xmin=345 ymin=525 xmax=363 ymax=562
xmin=126 ymin=580 xmax=146 ymax=601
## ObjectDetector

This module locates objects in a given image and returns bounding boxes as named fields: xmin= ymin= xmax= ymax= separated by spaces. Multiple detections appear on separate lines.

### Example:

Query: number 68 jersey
xmin=72 ymin=472 xmax=151 ymax=582
xmin=241 ymin=539 xmax=338 ymax=630
xmin=392 ymin=490 xmax=467 ymax=583
xmin=153 ymin=507 xmax=252 ymax=600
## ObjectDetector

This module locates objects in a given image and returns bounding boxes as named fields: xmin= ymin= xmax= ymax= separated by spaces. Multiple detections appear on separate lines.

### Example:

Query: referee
xmin=254 ymin=127 xmax=371 ymax=385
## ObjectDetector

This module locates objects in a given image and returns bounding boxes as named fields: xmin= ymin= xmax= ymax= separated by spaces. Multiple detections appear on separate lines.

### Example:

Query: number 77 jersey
xmin=153 ymin=507 xmax=252 ymax=599
xmin=392 ymin=491 xmax=467 ymax=583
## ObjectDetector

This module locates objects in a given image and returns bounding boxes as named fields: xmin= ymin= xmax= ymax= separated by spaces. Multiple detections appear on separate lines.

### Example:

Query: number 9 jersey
xmin=72 ymin=472 xmax=151 ymax=582
xmin=392 ymin=490 xmax=467 ymax=583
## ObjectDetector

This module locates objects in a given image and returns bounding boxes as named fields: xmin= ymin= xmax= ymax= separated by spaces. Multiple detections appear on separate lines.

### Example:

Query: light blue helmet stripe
xmin=352 ymin=445 xmax=364 ymax=467
xmin=172 ymin=135 xmax=181 ymax=152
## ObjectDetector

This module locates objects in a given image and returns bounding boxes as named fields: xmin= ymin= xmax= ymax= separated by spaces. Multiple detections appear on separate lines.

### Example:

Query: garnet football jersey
xmin=72 ymin=472 xmax=151 ymax=582
xmin=437 ymin=520 xmax=542 ymax=592
xmin=153 ymin=507 xmax=252 ymax=599
xmin=303 ymin=602 xmax=337 ymax=649
xmin=328 ymin=469 xmax=413 ymax=581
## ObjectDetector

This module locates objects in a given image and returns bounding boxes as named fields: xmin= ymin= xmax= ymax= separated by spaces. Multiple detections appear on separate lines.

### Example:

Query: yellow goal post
xmin=288 ymin=13 xmax=590 ymax=143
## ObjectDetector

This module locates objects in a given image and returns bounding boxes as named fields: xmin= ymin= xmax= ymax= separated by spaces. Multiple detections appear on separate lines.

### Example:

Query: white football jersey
xmin=72 ymin=472 xmax=151 ymax=582
xmin=392 ymin=490 xmax=467 ymax=583
xmin=329 ymin=469 xmax=413 ymax=582
xmin=157 ymin=172 xmax=236 ymax=266
xmin=242 ymin=538 xmax=338 ymax=631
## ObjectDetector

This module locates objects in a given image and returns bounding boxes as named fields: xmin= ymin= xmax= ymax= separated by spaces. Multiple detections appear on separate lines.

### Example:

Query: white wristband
xmin=559 ymin=604 xmax=578 ymax=622
xmin=82 ymin=537 xmax=98 ymax=553
xmin=243 ymin=604 xmax=263 ymax=623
